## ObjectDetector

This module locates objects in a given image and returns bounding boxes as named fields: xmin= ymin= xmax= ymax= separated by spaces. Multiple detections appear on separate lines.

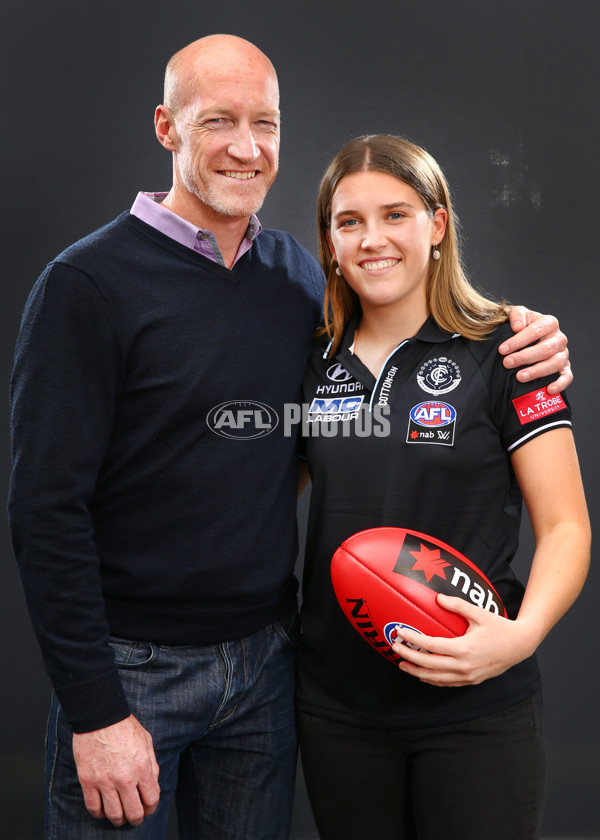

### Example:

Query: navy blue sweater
xmin=8 ymin=212 xmax=324 ymax=732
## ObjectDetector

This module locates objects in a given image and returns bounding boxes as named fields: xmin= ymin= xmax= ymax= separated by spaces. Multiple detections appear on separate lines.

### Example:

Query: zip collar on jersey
xmin=324 ymin=314 xmax=460 ymax=358
xmin=326 ymin=314 xmax=461 ymax=410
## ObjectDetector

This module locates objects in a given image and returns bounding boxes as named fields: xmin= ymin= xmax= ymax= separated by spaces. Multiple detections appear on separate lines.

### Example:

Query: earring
xmin=335 ymin=266 xmax=343 ymax=276
xmin=432 ymin=245 xmax=441 ymax=261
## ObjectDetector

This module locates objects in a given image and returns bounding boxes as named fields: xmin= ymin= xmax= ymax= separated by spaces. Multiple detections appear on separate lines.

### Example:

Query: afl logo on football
xmin=417 ymin=356 xmax=461 ymax=395
xmin=207 ymin=401 xmax=279 ymax=440
xmin=383 ymin=622 xmax=423 ymax=650
xmin=327 ymin=363 xmax=352 ymax=383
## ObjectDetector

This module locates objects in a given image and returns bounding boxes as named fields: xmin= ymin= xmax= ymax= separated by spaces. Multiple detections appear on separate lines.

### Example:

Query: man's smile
xmin=221 ymin=170 xmax=258 ymax=180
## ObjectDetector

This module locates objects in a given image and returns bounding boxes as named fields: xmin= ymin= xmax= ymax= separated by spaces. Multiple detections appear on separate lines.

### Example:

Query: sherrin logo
xmin=207 ymin=401 xmax=279 ymax=440
xmin=344 ymin=597 xmax=400 ymax=664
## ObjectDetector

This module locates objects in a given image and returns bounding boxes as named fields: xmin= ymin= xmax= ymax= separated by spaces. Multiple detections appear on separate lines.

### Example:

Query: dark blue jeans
xmin=298 ymin=692 xmax=546 ymax=840
xmin=45 ymin=608 xmax=299 ymax=839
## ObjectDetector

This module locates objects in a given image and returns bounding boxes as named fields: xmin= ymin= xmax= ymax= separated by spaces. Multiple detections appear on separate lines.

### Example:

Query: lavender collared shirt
xmin=130 ymin=192 xmax=261 ymax=267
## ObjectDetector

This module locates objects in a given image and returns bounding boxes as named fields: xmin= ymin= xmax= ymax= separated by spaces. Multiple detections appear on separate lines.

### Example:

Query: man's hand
xmin=72 ymin=714 xmax=160 ymax=827
xmin=500 ymin=306 xmax=571 ymax=394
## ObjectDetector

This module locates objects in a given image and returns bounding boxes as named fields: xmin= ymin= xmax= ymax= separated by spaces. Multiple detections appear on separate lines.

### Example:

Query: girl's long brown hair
xmin=317 ymin=135 xmax=509 ymax=356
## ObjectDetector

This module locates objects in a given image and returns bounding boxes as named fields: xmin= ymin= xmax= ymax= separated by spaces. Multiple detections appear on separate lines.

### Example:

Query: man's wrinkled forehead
xmin=165 ymin=36 xmax=279 ymax=113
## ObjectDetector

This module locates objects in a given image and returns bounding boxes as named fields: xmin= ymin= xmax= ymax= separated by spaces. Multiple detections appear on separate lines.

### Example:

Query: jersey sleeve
xmin=8 ymin=261 xmax=131 ymax=732
xmin=489 ymin=335 xmax=572 ymax=453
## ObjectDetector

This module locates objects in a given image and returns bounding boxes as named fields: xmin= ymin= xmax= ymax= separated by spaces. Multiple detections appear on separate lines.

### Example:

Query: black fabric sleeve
xmin=8 ymin=262 xmax=130 ymax=732
xmin=487 ymin=335 xmax=572 ymax=453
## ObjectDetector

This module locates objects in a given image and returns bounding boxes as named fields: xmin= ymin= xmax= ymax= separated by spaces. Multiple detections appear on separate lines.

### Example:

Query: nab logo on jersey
xmin=207 ymin=401 xmax=279 ymax=440
xmin=407 ymin=401 xmax=456 ymax=446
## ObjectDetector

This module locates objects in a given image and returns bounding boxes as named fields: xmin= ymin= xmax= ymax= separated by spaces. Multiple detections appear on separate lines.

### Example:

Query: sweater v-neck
xmin=125 ymin=212 xmax=252 ymax=285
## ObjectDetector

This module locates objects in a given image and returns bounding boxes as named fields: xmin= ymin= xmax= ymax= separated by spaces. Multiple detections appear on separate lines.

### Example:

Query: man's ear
xmin=154 ymin=105 xmax=177 ymax=151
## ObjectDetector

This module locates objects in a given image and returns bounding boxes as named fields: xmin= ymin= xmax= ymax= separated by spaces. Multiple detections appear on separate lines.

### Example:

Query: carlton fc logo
xmin=417 ymin=356 xmax=461 ymax=395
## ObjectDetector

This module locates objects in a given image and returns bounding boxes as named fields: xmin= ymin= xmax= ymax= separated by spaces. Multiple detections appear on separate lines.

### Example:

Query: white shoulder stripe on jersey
xmin=507 ymin=419 xmax=572 ymax=452
xmin=322 ymin=337 xmax=333 ymax=359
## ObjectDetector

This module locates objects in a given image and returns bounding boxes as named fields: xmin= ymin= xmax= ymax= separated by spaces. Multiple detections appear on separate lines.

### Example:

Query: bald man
xmin=8 ymin=34 xmax=571 ymax=840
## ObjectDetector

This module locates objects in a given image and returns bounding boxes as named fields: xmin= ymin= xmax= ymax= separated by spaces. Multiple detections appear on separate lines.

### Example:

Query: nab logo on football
xmin=207 ymin=401 xmax=279 ymax=440
xmin=393 ymin=534 xmax=505 ymax=615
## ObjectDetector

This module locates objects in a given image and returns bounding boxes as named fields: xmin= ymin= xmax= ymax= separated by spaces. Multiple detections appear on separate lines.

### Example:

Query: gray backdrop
xmin=1 ymin=1 xmax=598 ymax=837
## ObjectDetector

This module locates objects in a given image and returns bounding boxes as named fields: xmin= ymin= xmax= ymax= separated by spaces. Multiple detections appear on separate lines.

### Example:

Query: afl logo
xmin=417 ymin=356 xmax=461 ymax=395
xmin=383 ymin=622 xmax=423 ymax=650
xmin=327 ymin=363 xmax=352 ymax=383
xmin=207 ymin=401 xmax=279 ymax=440
xmin=410 ymin=401 xmax=456 ymax=428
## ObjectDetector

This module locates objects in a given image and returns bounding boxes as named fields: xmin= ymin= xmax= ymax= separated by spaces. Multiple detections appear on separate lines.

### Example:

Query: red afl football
xmin=331 ymin=527 xmax=507 ymax=665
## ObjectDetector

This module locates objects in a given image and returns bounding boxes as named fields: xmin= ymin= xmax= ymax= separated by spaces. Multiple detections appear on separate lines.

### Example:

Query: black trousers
xmin=298 ymin=692 xmax=545 ymax=840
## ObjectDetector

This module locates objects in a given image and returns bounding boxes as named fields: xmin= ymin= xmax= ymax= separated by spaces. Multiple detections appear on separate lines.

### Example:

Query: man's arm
xmin=502 ymin=307 xmax=571 ymax=394
xmin=9 ymin=264 xmax=160 ymax=825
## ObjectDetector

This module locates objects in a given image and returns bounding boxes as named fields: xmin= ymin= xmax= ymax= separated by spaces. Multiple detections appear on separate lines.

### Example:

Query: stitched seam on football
xmin=343 ymin=549 xmax=459 ymax=637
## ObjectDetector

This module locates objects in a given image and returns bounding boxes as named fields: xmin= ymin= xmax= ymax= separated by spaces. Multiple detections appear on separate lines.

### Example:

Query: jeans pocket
xmin=109 ymin=636 xmax=158 ymax=668
xmin=273 ymin=605 xmax=300 ymax=648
